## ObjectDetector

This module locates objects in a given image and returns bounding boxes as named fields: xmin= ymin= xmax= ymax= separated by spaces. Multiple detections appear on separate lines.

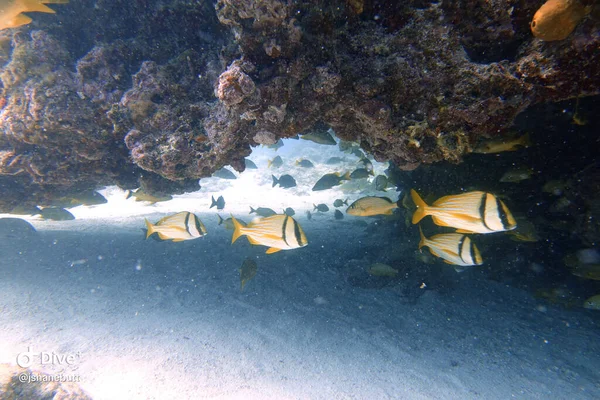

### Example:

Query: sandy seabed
xmin=1 ymin=210 xmax=599 ymax=400
xmin=1 ymin=141 xmax=599 ymax=399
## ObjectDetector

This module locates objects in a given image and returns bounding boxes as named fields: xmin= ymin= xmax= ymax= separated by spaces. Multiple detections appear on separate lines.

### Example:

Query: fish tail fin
xmin=519 ymin=132 xmax=531 ymax=148
xmin=231 ymin=216 xmax=244 ymax=244
xmin=342 ymin=171 xmax=351 ymax=181
xmin=313 ymin=204 xmax=317 ymax=211
xmin=272 ymin=175 xmax=278 ymax=188
xmin=125 ymin=190 xmax=132 ymax=199
xmin=410 ymin=189 xmax=429 ymax=224
xmin=144 ymin=219 xmax=155 ymax=239
xmin=267 ymin=159 xmax=273 ymax=168
xmin=210 ymin=195 xmax=217 ymax=208
xmin=418 ymin=226 xmax=427 ymax=250
xmin=217 ymin=214 xmax=224 ymax=225
xmin=249 ymin=206 xmax=256 ymax=214
xmin=344 ymin=198 xmax=348 ymax=206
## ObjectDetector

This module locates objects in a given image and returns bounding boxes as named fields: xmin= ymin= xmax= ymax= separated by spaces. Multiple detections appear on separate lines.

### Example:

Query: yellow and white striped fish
xmin=411 ymin=189 xmax=516 ymax=234
xmin=346 ymin=196 xmax=399 ymax=216
xmin=145 ymin=211 xmax=207 ymax=242
xmin=231 ymin=214 xmax=308 ymax=254
xmin=418 ymin=227 xmax=483 ymax=267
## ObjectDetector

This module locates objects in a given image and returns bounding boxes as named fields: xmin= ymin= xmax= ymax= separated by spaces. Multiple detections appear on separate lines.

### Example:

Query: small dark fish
xmin=350 ymin=168 xmax=371 ymax=179
xmin=39 ymin=207 xmax=75 ymax=221
xmin=210 ymin=195 xmax=225 ymax=210
xmin=375 ymin=175 xmax=389 ymax=191
xmin=48 ymin=191 xmax=108 ymax=208
xmin=249 ymin=207 xmax=277 ymax=217
xmin=333 ymin=199 xmax=348 ymax=207
xmin=245 ymin=159 xmax=258 ymax=169
xmin=351 ymin=148 xmax=365 ymax=159
xmin=212 ymin=167 xmax=237 ymax=179
xmin=326 ymin=157 xmax=344 ymax=165
xmin=499 ymin=166 xmax=533 ymax=183
xmin=284 ymin=207 xmax=295 ymax=216
xmin=217 ymin=214 xmax=246 ymax=230
xmin=70 ymin=191 xmax=108 ymax=206
xmin=272 ymin=174 xmax=297 ymax=189
xmin=267 ymin=139 xmax=284 ymax=151
xmin=360 ymin=157 xmax=373 ymax=173
xmin=9 ymin=205 xmax=41 ymax=215
xmin=334 ymin=210 xmax=344 ymax=220
xmin=240 ymin=257 xmax=258 ymax=290
xmin=268 ymin=156 xmax=283 ymax=168
xmin=312 ymin=172 xmax=351 ymax=191
xmin=126 ymin=189 xmax=172 ymax=204
xmin=295 ymin=159 xmax=314 ymax=168
xmin=306 ymin=211 xmax=312 ymax=220
xmin=0 ymin=217 xmax=37 ymax=239
xmin=301 ymin=131 xmax=336 ymax=145
xmin=313 ymin=203 xmax=329 ymax=212
xmin=338 ymin=141 xmax=353 ymax=153
xmin=473 ymin=133 xmax=530 ymax=154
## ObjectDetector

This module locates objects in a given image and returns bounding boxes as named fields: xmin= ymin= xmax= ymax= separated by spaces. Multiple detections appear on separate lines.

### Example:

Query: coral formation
xmin=0 ymin=0 xmax=598 ymax=222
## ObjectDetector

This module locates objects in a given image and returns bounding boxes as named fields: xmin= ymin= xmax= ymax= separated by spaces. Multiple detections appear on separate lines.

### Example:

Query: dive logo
xmin=16 ymin=347 xmax=81 ymax=368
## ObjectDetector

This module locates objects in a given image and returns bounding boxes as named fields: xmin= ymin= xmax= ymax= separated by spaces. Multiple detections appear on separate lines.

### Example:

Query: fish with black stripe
xmin=418 ymin=227 xmax=483 ymax=268
xmin=144 ymin=211 xmax=207 ymax=242
xmin=411 ymin=189 xmax=516 ymax=234
xmin=230 ymin=214 xmax=308 ymax=254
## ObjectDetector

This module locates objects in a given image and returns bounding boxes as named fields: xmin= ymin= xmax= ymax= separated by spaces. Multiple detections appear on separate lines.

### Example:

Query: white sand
xmin=1 ymin=214 xmax=599 ymax=399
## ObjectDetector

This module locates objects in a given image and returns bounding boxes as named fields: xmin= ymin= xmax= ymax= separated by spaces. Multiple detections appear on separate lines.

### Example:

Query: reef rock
xmin=0 ymin=0 xmax=597 ymax=211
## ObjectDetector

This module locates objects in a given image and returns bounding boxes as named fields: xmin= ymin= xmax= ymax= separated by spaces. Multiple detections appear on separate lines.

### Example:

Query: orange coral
xmin=0 ymin=0 xmax=69 ymax=31
xmin=531 ymin=0 xmax=590 ymax=41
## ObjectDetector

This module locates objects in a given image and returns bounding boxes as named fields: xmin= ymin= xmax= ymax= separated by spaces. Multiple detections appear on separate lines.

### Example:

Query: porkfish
xmin=411 ymin=189 xmax=517 ymax=234
xmin=231 ymin=214 xmax=308 ymax=254
xmin=145 ymin=211 xmax=207 ymax=242
xmin=0 ymin=0 xmax=68 ymax=30
xmin=418 ymin=227 xmax=483 ymax=267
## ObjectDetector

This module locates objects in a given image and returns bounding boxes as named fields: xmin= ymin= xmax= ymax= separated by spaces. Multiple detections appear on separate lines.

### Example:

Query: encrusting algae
xmin=531 ymin=0 xmax=591 ymax=41
xmin=0 ymin=0 xmax=68 ymax=30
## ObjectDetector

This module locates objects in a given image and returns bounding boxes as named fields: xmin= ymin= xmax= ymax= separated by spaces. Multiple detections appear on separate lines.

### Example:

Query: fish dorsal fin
xmin=266 ymin=247 xmax=282 ymax=254
xmin=249 ymin=215 xmax=287 ymax=230
xmin=433 ymin=191 xmax=485 ymax=209
xmin=9 ymin=14 xmax=33 ymax=28
xmin=20 ymin=1 xmax=57 ymax=13
xmin=156 ymin=211 xmax=190 ymax=226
